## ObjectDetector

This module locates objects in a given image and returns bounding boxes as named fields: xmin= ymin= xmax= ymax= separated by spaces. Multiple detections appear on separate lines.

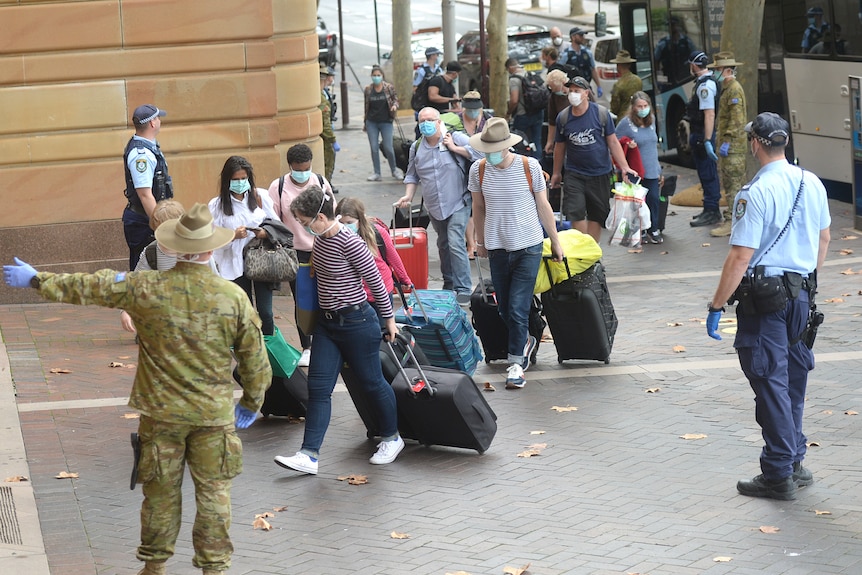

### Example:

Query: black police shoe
xmin=737 ymin=474 xmax=797 ymax=500
xmin=690 ymin=209 xmax=722 ymax=227
xmin=793 ymin=462 xmax=814 ymax=487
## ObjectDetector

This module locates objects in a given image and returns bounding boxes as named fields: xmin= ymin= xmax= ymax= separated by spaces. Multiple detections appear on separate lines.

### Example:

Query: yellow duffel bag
xmin=534 ymin=229 xmax=603 ymax=294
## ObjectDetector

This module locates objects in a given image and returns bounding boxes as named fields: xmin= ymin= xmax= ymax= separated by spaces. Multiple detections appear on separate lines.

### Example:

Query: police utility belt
xmin=729 ymin=266 xmax=813 ymax=315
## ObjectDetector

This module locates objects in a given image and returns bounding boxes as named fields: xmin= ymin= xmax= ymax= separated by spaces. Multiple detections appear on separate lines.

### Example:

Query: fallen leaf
xmin=122 ymin=413 xmax=140 ymax=419
xmin=337 ymin=474 xmax=368 ymax=485
xmin=825 ymin=298 xmax=846 ymax=303
xmin=124 ymin=363 xmax=137 ymax=369
xmin=840 ymin=234 xmax=858 ymax=240
xmin=252 ymin=517 xmax=272 ymax=530
xmin=517 ymin=448 xmax=542 ymax=458
xmin=503 ymin=563 xmax=531 ymax=575
xmin=846 ymin=410 xmax=859 ymax=416
xmin=255 ymin=512 xmax=275 ymax=519
xmin=660 ymin=250 xmax=669 ymax=255
xmin=55 ymin=471 xmax=79 ymax=479
xmin=645 ymin=387 xmax=661 ymax=393
xmin=109 ymin=361 xmax=126 ymax=368
xmin=528 ymin=443 xmax=547 ymax=450
xmin=839 ymin=268 xmax=859 ymax=275
xmin=40 ymin=317 xmax=63 ymax=323
xmin=4 ymin=475 xmax=29 ymax=482
xmin=550 ymin=405 xmax=578 ymax=412
xmin=672 ymin=345 xmax=686 ymax=353
xmin=273 ymin=506 xmax=288 ymax=512
xmin=540 ymin=334 xmax=553 ymax=342
xmin=680 ymin=433 xmax=707 ymax=440
xmin=713 ymin=556 xmax=732 ymax=562
xmin=807 ymin=441 xmax=820 ymax=447
xmin=390 ymin=531 xmax=410 ymax=539
xmin=666 ymin=322 xmax=683 ymax=327
xmin=627 ymin=248 xmax=643 ymax=254
xmin=118 ymin=355 xmax=132 ymax=359
xmin=49 ymin=368 xmax=72 ymax=374
xmin=839 ymin=248 xmax=854 ymax=255
xmin=814 ymin=509 xmax=832 ymax=516
xmin=701 ymin=243 xmax=711 ymax=247
xmin=529 ymin=430 xmax=546 ymax=435
xmin=822 ymin=410 xmax=833 ymax=415
xmin=483 ymin=382 xmax=496 ymax=392
xmin=759 ymin=525 xmax=780 ymax=533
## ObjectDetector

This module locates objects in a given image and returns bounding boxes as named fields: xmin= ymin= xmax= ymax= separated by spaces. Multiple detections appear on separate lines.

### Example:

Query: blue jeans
xmin=488 ymin=242 xmax=543 ymax=365
xmin=233 ymin=275 xmax=274 ymax=336
xmin=302 ymin=302 xmax=397 ymax=457
xmin=642 ymin=178 xmax=660 ymax=234
xmin=690 ymin=133 xmax=720 ymax=210
xmin=430 ymin=200 xmax=473 ymax=294
xmin=512 ymin=111 xmax=544 ymax=159
xmin=366 ymin=120 xmax=397 ymax=176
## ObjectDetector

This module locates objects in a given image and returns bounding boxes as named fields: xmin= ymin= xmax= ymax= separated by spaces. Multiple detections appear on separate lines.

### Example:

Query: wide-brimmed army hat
xmin=707 ymin=51 xmax=744 ymax=68
xmin=610 ymin=50 xmax=636 ymax=64
xmin=469 ymin=117 xmax=522 ymax=153
xmin=155 ymin=203 xmax=234 ymax=254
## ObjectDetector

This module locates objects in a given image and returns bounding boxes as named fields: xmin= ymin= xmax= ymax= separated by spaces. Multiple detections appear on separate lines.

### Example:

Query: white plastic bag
xmin=606 ymin=182 xmax=647 ymax=248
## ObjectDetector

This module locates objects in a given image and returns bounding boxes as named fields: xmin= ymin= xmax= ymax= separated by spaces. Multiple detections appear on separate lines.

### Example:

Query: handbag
xmin=243 ymin=237 xmax=298 ymax=283
xmin=264 ymin=326 xmax=301 ymax=378
xmin=295 ymin=262 xmax=319 ymax=335
xmin=392 ymin=198 xmax=431 ymax=230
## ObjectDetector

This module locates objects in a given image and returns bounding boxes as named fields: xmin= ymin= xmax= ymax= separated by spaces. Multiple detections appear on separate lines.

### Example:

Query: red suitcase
xmin=390 ymin=226 xmax=429 ymax=290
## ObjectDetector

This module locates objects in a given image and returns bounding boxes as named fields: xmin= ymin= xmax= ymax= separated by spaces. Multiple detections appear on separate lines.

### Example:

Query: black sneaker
xmin=645 ymin=231 xmax=664 ymax=244
xmin=690 ymin=210 xmax=722 ymax=227
xmin=793 ymin=462 xmax=814 ymax=487
xmin=737 ymin=474 xmax=797 ymax=500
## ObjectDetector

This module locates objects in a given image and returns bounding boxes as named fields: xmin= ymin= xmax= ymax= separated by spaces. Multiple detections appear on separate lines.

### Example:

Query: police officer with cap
xmin=706 ymin=112 xmax=831 ymax=501
xmin=562 ymin=27 xmax=601 ymax=98
xmin=123 ymin=104 xmax=173 ymax=270
xmin=802 ymin=6 xmax=829 ymax=53
xmin=685 ymin=50 xmax=722 ymax=228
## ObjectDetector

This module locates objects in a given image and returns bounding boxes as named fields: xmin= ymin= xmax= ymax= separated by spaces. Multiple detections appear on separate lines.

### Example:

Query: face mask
xmin=291 ymin=169 xmax=312 ymax=184
xmin=554 ymin=90 xmax=565 ymax=96
xmin=636 ymin=106 xmax=650 ymax=118
xmin=552 ymin=36 xmax=563 ymax=47
xmin=750 ymin=140 xmax=758 ymax=158
xmin=304 ymin=219 xmax=338 ymax=237
xmin=486 ymin=151 xmax=504 ymax=166
xmin=568 ymin=92 xmax=582 ymax=107
xmin=808 ymin=17 xmax=816 ymax=26
xmin=371 ymin=75 xmax=383 ymax=85
xmin=419 ymin=120 xmax=438 ymax=137
xmin=344 ymin=222 xmax=358 ymax=233
xmin=229 ymin=179 xmax=250 ymax=194
xmin=714 ymin=70 xmax=724 ymax=82
xmin=465 ymin=109 xmax=481 ymax=119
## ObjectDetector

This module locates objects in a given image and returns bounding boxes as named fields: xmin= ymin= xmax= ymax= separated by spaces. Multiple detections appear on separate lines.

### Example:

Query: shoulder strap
xmin=597 ymin=105 xmax=609 ymax=137
xmin=277 ymin=175 xmax=285 ymax=219
xmin=478 ymin=158 xmax=486 ymax=188
xmin=145 ymin=243 xmax=157 ymax=270
xmin=754 ymin=168 xmax=806 ymax=267
xmin=521 ymin=155 xmax=532 ymax=193
xmin=316 ymin=173 xmax=324 ymax=187
xmin=373 ymin=226 xmax=387 ymax=263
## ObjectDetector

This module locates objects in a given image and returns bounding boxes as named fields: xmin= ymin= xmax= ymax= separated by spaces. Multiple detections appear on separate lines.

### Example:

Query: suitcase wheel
xmin=557 ymin=356 xmax=563 ymax=364
xmin=367 ymin=431 xmax=376 ymax=440
xmin=603 ymin=358 xmax=610 ymax=364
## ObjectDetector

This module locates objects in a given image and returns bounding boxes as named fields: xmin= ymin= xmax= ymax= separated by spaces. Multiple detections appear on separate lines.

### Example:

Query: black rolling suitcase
xmin=540 ymin=257 xmax=618 ymax=364
xmin=658 ymin=174 xmax=677 ymax=231
xmin=470 ymin=258 xmax=545 ymax=364
xmin=341 ymin=332 xmax=429 ymax=439
xmin=388 ymin=341 xmax=497 ymax=454
xmin=234 ymin=367 xmax=308 ymax=418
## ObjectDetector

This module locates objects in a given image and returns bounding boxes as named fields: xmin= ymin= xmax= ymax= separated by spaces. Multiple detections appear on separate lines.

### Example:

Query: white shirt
xmin=208 ymin=189 xmax=280 ymax=281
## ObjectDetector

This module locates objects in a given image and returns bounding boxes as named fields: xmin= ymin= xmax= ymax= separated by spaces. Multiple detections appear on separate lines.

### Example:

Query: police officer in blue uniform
xmin=562 ymin=27 xmax=602 ymax=98
xmin=685 ymin=51 xmax=722 ymax=228
xmin=122 ymin=104 xmax=173 ymax=270
xmin=706 ymin=112 xmax=831 ymax=500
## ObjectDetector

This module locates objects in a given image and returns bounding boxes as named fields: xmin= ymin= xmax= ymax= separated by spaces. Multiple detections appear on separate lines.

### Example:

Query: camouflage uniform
xmin=35 ymin=263 xmax=271 ymax=572
xmin=320 ymin=89 xmax=337 ymax=182
xmin=717 ymin=77 xmax=747 ymax=221
xmin=610 ymin=71 xmax=643 ymax=119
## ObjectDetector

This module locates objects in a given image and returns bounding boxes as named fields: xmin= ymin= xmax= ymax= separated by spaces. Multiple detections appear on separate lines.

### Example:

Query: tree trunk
xmin=569 ymin=0 xmax=584 ymax=16
xmin=487 ymin=0 xmax=508 ymax=117
xmin=531 ymin=0 xmax=540 ymax=8
xmin=392 ymin=0 xmax=413 ymax=114
xmin=721 ymin=0 xmax=765 ymax=179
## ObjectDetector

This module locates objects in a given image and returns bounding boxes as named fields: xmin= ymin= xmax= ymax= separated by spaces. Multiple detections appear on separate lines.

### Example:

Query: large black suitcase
xmin=341 ymin=332 xmax=429 ymax=439
xmin=470 ymin=258 xmax=545 ymax=364
xmin=540 ymin=257 xmax=618 ymax=364
xmin=234 ymin=367 xmax=308 ymax=418
xmin=657 ymin=174 xmax=677 ymax=231
xmin=388 ymin=342 xmax=497 ymax=454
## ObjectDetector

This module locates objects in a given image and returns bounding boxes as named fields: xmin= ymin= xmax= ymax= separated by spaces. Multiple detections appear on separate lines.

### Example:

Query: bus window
xmin=800 ymin=3 xmax=831 ymax=54
xmin=653 ymin=12 xmax=700 ymax=88
xmin=829 ymin=3 xmax=860 ymax=57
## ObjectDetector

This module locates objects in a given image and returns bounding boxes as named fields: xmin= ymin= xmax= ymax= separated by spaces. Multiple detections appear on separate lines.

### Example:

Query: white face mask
xmin=568 ymin=92 xmax=583 ymax=107
xmin=552 ymin=36 xmax=563 ymax=47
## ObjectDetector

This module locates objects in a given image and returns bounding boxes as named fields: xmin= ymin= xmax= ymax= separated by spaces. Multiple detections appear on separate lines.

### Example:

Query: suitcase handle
xmin=391 ymin=203 xmax=420 ymax=246
xmin=473 ymin=256 xmax=491 ymax=303
xmin=386 ymin=337 xmax=436 ymax=397
xmin=543 ymin=256 xmax=573 ymax=300
xmin=406 ymin=286 xmax=430 ymax=324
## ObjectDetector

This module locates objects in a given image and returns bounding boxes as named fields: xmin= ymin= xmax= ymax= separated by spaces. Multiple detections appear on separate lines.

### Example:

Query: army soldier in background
xmin=320 ymin=64 xmax=340 ymax=192
xmin=4 ymin=204 xmax=272 ymax=575
xmin=123 ymin=104 xmax=174 ymax=270
xmin=608 ymin=50 xmax=642 ymax=119
xmin=708 ymin=52 xmax=748 ymax=238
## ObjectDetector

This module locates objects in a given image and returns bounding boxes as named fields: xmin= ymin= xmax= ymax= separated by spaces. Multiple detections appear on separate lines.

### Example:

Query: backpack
xmin=561 ymin=103 xmax=610 ymax=137
xmin=516 ymin=72 xmax=550 ymax=116
xmin=411 ymin=65 xmax=438 ymax=112
xmin=144 ymin=242 xmax=158 ymax=270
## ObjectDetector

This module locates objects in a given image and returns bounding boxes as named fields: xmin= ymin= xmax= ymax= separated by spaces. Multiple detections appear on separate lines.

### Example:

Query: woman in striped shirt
xmin=273 ymin=186 xmax=404 ymax=475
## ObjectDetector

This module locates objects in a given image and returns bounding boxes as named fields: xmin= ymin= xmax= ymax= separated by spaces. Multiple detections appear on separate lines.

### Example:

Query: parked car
xmin=318 ymin=16 xmax=338 ymax=67
xmin=456 ymin=25 xmax=551 ymax=95
xmin=380 ymin=27 xmax=459 ymax=81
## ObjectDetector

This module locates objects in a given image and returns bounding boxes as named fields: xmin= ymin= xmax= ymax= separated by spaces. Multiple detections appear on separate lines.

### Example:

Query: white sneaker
xmin=369 ymin=436 xmax=404 ymax=465
xmin=505 ymin=363 xmax=526 ymax=389
xmin=367 ymin=173 xmax=382 ymax=182
xmin=274 ymin=452 xmax=318 ymax=475
xmin=297 ymin=349 xmax=311 ymax=367
xmin=392 ymin=168 xmax=404 ymax=179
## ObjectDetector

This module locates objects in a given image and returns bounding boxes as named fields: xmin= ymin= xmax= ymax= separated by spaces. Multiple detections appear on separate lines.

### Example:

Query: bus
xmin=617 ymin=0 xmax=862 ymax=199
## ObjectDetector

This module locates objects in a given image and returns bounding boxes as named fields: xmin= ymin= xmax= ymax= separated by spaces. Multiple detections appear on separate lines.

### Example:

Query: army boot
xmin=202 ymin=570 xmax=224 ymax=575
xmin=710 ymin=219 xmax=732 ymax=237
xmin=137 ymin=562 xmax=167 ymax=575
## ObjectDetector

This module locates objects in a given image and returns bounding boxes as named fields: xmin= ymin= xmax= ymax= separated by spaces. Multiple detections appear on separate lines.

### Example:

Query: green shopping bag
xmin=264 ymin=326 xmax=301 ymax=378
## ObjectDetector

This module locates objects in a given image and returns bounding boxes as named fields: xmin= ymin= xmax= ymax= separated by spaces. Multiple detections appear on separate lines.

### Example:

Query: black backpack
xmin=411 ymin=65 xmax=438 ymax=112
xmin=517 ymin=72 xmax=550 ymax=116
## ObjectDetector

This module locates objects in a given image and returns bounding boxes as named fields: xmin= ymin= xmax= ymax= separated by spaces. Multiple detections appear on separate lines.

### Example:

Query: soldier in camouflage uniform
xmin=707 ymin=52 xmax=747 ymax=237
xmin=4 ymin=204 xmax=272 ymax=575
xmin=320 ymin=64 xmax=338 ymax=187
xmin=608 ymin=50 xmax=642 ymax=119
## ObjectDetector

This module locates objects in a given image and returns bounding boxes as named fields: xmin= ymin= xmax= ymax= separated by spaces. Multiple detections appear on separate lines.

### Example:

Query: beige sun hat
xmin=609 ymin=50 xmax=636 ymax=64
xmin=707 ymin=51 xmax=744 ymax=68
xmin=468 ymin=117 xmax=523 ymax=153
xmin=154 ymin=203 xmax=234 ymax=255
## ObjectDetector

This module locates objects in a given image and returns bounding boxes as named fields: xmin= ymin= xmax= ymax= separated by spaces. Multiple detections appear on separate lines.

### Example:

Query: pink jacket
xmin=365 ymin=219 xmax=412 ymax=303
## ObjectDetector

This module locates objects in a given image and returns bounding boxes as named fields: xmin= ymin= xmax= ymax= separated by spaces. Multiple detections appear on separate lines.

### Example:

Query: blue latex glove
xmin=234 ymin=404 xmax=257 ymax=429
xmin=704 ymin=141 xmax=719 ymax=162
xmin=706 ymin=310 xmax=723 ymax=340
xmin=596 ymin=85 xmax=603 ymax=98
xmin=3 ymin=257 xmax=37 ymax=288
xmin=332 ymin=142 xmax=341 ymax=152
xmin=719 ymin=142 xmax=730 ymax=157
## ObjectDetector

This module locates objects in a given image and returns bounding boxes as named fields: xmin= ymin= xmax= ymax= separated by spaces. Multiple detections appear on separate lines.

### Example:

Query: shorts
xmin=562 ymin=172 xmax=612 ymax=225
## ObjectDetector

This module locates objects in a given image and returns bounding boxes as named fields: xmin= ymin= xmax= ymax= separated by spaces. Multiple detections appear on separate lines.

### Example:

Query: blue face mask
xmin=371 ymin=75 xmax=383 ymax=85
xmin=344 ymin=222 xmax=358 ymax=233
xmin=229 ymin=179 xmax=250 ymax=194
xmin=486 ymin=151 xmax=504 ymax=166
xmin=808 ymin=17 xmax=816 ymax=26
xmin=465 ymin=109 xmax=481 ymax=119
xmin=419 ymin=120 xmax=438 ymax=137
xmin=291 ymin=170 xmax=312 ymax=184
xmin=636 ymin=106 xmax=651 ymax=118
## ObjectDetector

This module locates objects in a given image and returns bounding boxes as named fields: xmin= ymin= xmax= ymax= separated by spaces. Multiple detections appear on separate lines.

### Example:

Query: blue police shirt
xmin=126 ymin=135 xmax=158 ymax=189
xmin=696 ymin=71 xmax=717 ymax=111
xmin=730 ymin=160 xmax=831 ymax=277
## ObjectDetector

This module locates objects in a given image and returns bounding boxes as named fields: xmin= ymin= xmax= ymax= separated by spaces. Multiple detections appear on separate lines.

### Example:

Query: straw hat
xmin=610 ymin=50 xmax=636 ymax=64
xmin=707 ymin=51 xmax=744 ymax=68
xmin=154 ymin=203 xmax=234 ymax=254
xmin=468 ymin=117 xmax=523 ymax=153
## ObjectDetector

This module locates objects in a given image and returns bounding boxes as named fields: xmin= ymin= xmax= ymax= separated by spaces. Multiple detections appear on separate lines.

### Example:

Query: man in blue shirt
xmin=685 ymin=51 xmax=722 ymax=228
xmin=706 ymin=112 xmax=831 ymax=501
